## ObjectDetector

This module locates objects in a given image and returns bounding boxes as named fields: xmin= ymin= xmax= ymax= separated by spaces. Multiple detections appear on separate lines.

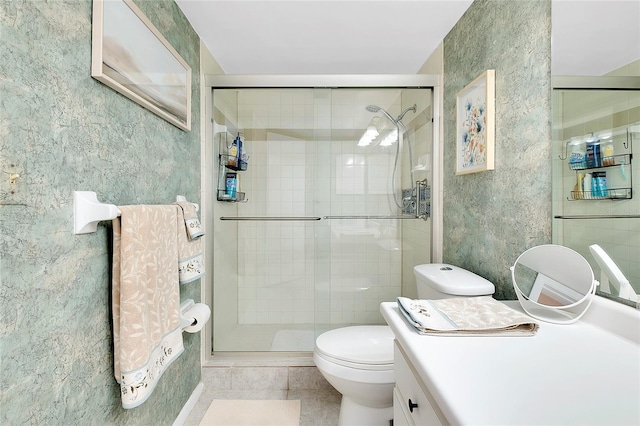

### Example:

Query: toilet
xmin=313 ymin=264 xmax=495 ymax=426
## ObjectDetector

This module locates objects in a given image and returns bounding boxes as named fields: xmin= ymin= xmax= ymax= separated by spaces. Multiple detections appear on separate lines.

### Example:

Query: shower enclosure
xmin=551 ymin=76 xmax=640 ymax=306
xmin=205 ymin=77 xmax=435 ymax=355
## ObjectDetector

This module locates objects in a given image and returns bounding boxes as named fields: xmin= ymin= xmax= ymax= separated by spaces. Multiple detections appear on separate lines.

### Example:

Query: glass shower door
xmin=213 ymin=88 xmax=324 ymax=352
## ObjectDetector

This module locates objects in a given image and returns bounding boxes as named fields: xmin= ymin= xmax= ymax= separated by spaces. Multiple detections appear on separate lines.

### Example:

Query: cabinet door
xmin=393 ymin=387 xmax=414 ymax=426
xmin=394 ymin=342 xmax=445 ymax=425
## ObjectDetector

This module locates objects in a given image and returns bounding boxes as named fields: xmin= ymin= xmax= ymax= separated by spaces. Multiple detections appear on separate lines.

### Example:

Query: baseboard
xmin=173 ymin=381 xmax=204 ymax=426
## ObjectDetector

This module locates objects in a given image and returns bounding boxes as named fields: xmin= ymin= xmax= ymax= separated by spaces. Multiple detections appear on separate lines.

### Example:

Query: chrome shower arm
xmin=396 ymin=104 xmax=417 ymax=122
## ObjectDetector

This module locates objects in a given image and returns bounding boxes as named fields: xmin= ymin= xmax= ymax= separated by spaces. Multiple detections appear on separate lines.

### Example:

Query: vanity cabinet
xmin=381 ymin=299 xmax=640 ymax=426
xmin=393 ymin=341 xmax=445 ymax=426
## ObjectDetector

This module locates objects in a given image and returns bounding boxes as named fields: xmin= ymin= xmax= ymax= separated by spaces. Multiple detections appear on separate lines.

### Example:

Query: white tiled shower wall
xmin=237 ymin=135 xmax=316 ymax=325
xmin=235 ymin=136 xmax=403 ymax=325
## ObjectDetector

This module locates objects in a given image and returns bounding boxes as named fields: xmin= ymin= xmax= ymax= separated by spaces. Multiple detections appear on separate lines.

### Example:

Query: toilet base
xmin=338 ymin=395 xmax=393 ymax=426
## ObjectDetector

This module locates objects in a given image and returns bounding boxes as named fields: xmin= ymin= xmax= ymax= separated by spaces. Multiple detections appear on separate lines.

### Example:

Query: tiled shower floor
xmin=182 ymin=365 xmax=341 ymax=426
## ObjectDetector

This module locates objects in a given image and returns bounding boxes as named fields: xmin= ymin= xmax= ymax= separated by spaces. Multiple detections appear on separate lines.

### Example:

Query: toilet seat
xmin=315 ymin=326 xmax=394 ymax=371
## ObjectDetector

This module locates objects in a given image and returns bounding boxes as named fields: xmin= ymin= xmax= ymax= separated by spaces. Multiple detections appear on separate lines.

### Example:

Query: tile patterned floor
xmin=183 ymin=366 xmax=341 ymax=426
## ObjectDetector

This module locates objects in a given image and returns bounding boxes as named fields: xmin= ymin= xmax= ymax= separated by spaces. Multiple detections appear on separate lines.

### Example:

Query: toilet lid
xmin=315 ymin=326 xmax=394 ymax=365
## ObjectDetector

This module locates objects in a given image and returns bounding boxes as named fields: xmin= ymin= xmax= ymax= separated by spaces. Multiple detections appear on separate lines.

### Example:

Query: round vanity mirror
xmin=510 ymin=244 xmax=598 ymax=324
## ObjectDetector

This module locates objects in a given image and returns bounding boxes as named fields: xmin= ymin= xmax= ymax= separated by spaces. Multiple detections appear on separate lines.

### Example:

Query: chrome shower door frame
xmin=202 ymin=75 xmax=442 ymax=365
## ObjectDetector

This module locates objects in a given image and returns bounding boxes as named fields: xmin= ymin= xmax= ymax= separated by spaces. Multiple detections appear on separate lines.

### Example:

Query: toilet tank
xmin=413 ymin=264 xmax=495 ymax=299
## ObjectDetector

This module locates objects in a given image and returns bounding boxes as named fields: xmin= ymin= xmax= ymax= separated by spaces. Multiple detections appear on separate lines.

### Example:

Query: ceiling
xmin=552 ymin=0 xmax=639 ymax=76
xmin=175 ymin=0 xmax=640 ymax=76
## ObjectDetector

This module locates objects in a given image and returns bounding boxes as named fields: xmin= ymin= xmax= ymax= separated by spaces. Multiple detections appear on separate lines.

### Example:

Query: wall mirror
xmin=551 ymin=0 xmax=640 ymax=309
xmin=511 ymin=245 xmax=597 ymax=324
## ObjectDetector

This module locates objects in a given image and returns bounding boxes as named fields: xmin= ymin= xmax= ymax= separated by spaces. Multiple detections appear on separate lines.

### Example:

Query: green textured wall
xmin=442 ymin=0 xmax=552 ymax=299
xmin=0 ymin=0 xmax=202 ymax=424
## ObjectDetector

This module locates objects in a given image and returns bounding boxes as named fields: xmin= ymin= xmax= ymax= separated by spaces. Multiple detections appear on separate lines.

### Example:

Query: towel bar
xmin=73 ymin=191 xmax=199 ymax=235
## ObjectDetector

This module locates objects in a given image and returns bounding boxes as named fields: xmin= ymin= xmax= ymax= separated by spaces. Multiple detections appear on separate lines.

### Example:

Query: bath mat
xmin=199 ymin=399 xmax=300 ymax=426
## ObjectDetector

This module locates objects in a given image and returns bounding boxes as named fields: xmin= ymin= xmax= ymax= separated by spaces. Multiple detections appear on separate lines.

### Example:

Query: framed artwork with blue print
xmin=456 ymin=69 xmax=495 ymax=175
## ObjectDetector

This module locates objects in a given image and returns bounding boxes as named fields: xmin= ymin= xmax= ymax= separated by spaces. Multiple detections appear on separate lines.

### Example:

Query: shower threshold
xmin=208 ymin=323 xmax=379 ymax=367
xmin=205 ymin=352 xmax=316 ymax=368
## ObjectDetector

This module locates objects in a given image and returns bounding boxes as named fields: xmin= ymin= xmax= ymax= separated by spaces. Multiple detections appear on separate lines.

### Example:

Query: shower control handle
xmin=408 ymin=398 xmax=418 ymax=413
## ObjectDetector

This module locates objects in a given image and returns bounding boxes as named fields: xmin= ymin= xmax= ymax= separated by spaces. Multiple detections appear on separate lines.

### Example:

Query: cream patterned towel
xmin=397 ymin=296 xmax=538 ymax=336
xmin=175 ymin=201 xmax=204 ymax=240
xmin=113 ymin=205 xmax=184 ymax=409
xmin=175 ymin=202 xmax=204 ymax=284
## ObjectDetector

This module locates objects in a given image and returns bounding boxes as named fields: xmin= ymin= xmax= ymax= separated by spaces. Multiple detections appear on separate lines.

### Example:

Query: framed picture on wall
xmin=455 ymin=70 xmax=495 ymax=175
xmin=91 ymin=0 xmax=191 ymax=131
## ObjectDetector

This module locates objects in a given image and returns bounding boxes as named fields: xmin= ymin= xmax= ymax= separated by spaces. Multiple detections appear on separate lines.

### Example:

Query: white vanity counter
xmin=381 ymin=296 xmax=640 ymax=425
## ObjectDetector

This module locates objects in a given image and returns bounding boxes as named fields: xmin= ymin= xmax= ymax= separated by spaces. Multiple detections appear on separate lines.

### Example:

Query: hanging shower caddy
xmin=559 ymin=124 xmax=635 ymax=201
xmin=215 ymin=122 xmax=248 ymax=203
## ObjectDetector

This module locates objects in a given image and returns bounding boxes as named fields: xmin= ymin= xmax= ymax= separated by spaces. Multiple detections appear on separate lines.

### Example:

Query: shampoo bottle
xmin=585 ymin=133 xmax=601 ymax=168
xmin=228 ymin=138 xmax=238 ymax=167
xmin=235 ymin=133 xmax=243 ymax=167
xmin=225 ymin=172 xmax=237 ymax=199
xmin=593 ymin=172 xmax=607 ymax=198
xmin=576 ymin=173 xmax=585 ymax=199
xmin=583 ymin=173 xmax=592 ymax=199
xmin=602 ymin=140 xmax=615 ymax=166
xmin=599 ymin=172 xmax=608 ymax=198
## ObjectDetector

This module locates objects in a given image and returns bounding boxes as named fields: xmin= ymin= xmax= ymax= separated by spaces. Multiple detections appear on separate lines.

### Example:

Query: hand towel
xmin=175 ymin=201 xmax=204 ymax=240
xmin=112 ymin=205 xmax=184 ymax=409
xmin=397 ymin=296 xmax=538 ymax=336
xmin=175 ymin=202 xmax=204 ymax=284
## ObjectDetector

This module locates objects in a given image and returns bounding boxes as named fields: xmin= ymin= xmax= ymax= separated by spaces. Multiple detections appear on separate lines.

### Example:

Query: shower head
xmin=366 ymin=104 xmax=396 ymax=125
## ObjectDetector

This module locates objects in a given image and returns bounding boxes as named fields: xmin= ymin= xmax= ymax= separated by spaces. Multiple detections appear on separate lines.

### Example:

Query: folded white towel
xmin=397 ymin=296 xmax=538 ymax=336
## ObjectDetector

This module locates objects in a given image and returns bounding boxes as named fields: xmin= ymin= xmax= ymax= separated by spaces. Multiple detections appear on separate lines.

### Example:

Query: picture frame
xmin=91 ymin=0 xmax=191 ymax=131
xmin=455 ymin=70 xmax=495 ymax=175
